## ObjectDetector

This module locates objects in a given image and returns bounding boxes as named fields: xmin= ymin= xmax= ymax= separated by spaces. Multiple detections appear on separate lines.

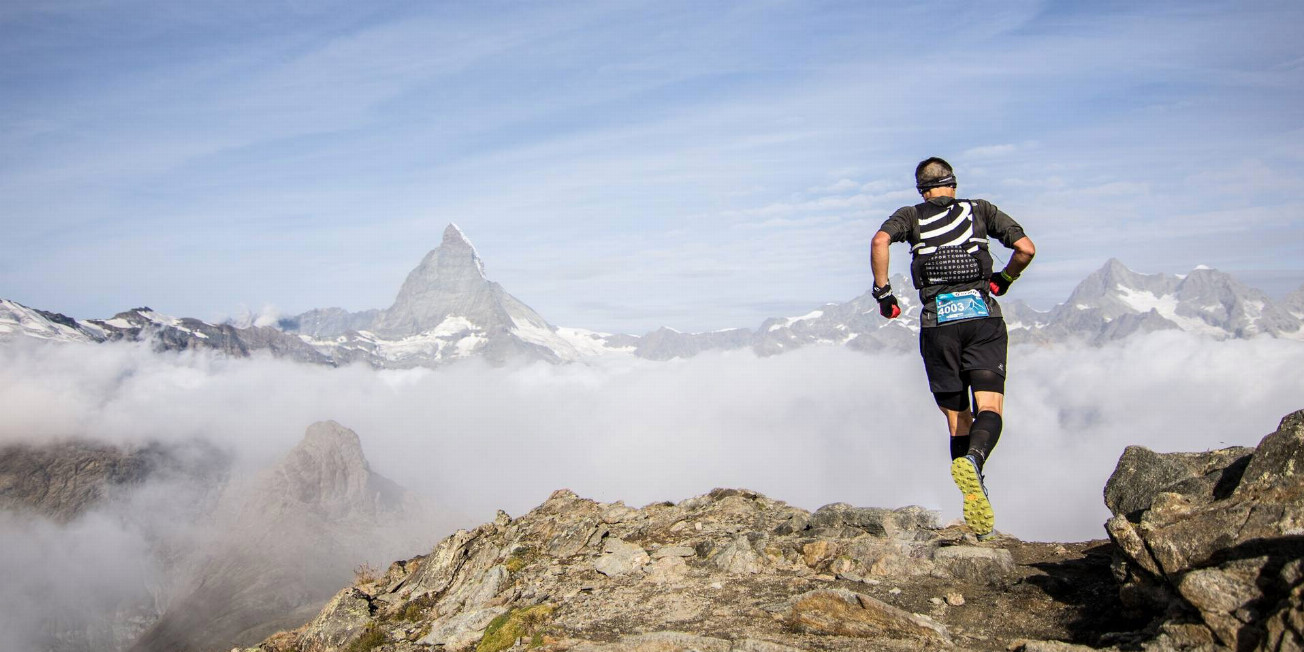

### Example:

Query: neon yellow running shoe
xmin=951 ymin=455 xmax=994 ymax=537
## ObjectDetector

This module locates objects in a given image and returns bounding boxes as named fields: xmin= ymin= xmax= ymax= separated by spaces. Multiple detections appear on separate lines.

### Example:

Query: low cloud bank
xmin=2 ymin=333 xmax=1302 ymax=650
xmin=3 ymin=334 xmax=1301 ymax=544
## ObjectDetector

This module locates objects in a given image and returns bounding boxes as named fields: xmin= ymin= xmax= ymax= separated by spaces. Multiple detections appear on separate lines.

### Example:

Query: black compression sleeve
xmin=967 ymin=410 xmax=1003 ymax=469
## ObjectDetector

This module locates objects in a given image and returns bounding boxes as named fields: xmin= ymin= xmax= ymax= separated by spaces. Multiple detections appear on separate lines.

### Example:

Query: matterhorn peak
xmin=441 ymin=222 xmax=486 ymax=278
xmin=370 ymin=223 xmax=501 ymax=337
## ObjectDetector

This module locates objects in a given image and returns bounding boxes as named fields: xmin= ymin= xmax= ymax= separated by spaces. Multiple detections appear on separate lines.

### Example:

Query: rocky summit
xmin=242 ymin=485 xmax=1136 ymax=652
xmin=131 ymin=421 xmax=446 ymax=652
xmin=243 ymin=410 xmax=1304 ymax=652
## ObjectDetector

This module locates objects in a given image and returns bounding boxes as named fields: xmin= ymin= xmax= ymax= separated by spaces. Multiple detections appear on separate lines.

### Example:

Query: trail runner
xmin=870 ymin=156 xmax=1036 ymax=537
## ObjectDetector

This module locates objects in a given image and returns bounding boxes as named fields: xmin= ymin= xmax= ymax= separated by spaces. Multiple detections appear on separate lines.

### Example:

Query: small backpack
xmin=906 ymin=199 xmax=994 ymax=289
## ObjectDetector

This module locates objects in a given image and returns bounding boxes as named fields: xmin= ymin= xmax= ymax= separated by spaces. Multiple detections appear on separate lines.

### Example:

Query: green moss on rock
xmin=344 ymin=624 xmax=389 ymax=652
xmin=476 ymin=604 xmax=555 ymax=652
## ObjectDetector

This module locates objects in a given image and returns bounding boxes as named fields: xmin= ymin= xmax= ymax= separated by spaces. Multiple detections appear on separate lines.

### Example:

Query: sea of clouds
xmin=2 ymin=333 xmax=1302 ymax=649
xmin=3 ymin=333 xmax=1302 ymax=541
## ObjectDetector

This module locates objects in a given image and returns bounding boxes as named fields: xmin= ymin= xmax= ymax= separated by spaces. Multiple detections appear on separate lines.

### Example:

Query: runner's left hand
xmin=989 ymin=271 xmax=1016 ymax=296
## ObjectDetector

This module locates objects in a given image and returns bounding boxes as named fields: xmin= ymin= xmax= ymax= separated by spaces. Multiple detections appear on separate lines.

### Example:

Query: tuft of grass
xmin=344 ymin=624 xmax=389 ymax=652
xmin=476 ymin=604 xmax=555 ymax=652
xmin=504 ymin=556 xmax=528 ymax=573
xmin=393 ymin=593 xmax=438 ymax=622
xmin=354 ymin=562 xmax=381 ymax=585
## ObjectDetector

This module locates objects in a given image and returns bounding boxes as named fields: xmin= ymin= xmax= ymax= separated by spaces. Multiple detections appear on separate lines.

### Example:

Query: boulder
xmin=1103 ymin=445 xmax=1252 ymax=518
xmin=1105 ymin=409 xmax=1304 ymax=651
xmin=710 ymin=534 xmax=765 ymax=574
xmin=932 ymin=545 xmax=1016 ymax=585
xmin=594 ymin=537 xmax=650 ymax=577
xmin=808 ymin=503 xmax=938 ymax=538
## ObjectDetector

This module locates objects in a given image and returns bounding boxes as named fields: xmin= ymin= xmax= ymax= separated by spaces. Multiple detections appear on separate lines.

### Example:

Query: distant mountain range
xmin=3 ymin=224 xmax=1302 ymax=367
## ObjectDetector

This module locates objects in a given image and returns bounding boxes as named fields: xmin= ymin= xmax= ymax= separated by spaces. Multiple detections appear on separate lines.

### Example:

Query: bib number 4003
xmin=936 ymin=290 xmax=990 ymax=324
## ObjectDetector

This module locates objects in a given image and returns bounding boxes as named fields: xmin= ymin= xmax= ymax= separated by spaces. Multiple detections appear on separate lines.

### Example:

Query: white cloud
xmin=3 ymin=334 xmax=1301 ymax=545
xmin=808 ymin=178 xmax=862 ymax=194
xmin=962 ymin=144 xmax=1017 ymax=158
xmin=3 ymin=333 xmax=1302 ymax=644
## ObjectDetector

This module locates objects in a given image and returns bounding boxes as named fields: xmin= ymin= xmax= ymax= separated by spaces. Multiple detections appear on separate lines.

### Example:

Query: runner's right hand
xmin=872 ymin=283 xmax=901 ymax=319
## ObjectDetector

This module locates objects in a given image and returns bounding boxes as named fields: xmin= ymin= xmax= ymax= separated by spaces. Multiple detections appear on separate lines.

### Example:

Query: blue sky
xmin=3 ymin=0 xmax=1302 ymax=333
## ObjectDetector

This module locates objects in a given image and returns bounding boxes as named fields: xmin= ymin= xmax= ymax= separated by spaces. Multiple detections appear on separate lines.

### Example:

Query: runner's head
xmin=915 ymin=157 xmax=957 ymax=197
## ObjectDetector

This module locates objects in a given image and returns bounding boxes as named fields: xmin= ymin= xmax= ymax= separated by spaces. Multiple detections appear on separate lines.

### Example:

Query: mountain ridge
xmin=3 ymin=225 xmax=1302 ymax=366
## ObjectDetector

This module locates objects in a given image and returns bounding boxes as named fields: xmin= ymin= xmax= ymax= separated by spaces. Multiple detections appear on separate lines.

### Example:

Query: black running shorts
xmin=919 ymin=317 xmax=1008 ymax=394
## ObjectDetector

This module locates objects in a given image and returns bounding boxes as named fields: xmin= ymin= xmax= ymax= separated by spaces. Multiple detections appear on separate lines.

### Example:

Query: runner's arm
xmin=978 ymin=201 xmax=1034 ymax=279
xmin=873 ymin=208 xmax=911 ymax=288
xmin=871 ymin=230 xmax=892 ymax=289
xmin=1003 ymin=236 xmax=1036 ymax=278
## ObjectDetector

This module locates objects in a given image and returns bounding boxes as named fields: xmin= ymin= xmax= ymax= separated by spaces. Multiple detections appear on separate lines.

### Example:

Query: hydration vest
xmin=907 ymin=199 xmax=995 ymax=290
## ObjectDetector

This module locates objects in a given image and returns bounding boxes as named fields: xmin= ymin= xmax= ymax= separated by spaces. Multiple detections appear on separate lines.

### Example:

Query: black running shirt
xmin=878 ymin=197 xmax=1027 ymax=328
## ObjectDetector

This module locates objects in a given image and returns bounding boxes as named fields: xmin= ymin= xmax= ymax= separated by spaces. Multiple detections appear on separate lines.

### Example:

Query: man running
xmin=869 ymin=157 xmax=1036 ymax=537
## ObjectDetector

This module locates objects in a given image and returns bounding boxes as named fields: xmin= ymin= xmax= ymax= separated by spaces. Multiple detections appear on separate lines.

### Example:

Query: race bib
xmin=936 ymin=290 xmax=990 ymax=324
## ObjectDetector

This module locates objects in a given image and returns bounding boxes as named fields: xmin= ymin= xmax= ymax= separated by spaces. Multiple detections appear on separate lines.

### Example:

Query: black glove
xmin=872 ymin=283 xmax=901 ymax=319
xmin=988 ymin=270 xmax=1018 ymax=296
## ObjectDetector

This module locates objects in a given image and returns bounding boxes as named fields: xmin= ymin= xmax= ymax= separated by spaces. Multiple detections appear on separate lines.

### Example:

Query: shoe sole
xmin=951 ymin=457 xmax=995 ymax=536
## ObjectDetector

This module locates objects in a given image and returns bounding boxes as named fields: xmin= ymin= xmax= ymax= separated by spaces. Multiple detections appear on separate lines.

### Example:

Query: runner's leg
xmin=968 ymin=378 xmax=1004 ymax=470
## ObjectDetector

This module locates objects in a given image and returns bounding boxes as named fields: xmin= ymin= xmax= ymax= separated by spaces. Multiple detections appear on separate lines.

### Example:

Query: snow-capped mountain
xmin=581 ymin=259 xmax=1304 ymax=357
xmin=1 ymin=300 xmax=330 ymax=363
xmin=1035 ymin=259 xmax=1303 ymax=343
xmin=1280 ymin=283 xmax=1304 ymax=321
xmin=4 ymin=230 xmax=1302 ymax=366
xmin=278 ymin=224 xmax=617 ymax=367
xmin=0 ymin=299 xmax=102 ymax=343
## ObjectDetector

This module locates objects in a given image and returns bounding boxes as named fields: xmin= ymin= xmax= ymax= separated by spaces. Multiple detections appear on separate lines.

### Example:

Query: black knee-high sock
xmin=949 ymin=435 xmax=971 ymax=460
xmin=967 ymin=411 xmax=1003 ymax=470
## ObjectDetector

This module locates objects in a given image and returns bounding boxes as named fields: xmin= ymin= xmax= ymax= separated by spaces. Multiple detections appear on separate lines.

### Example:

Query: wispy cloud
xmin=962 ymin=144 xmax=1018 ymax=158
xmin=1 ymin=1 xmax=1302 ymax=329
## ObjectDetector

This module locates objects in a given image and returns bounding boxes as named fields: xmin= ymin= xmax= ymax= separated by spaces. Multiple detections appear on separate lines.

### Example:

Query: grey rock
xmin=288 ymin=588 xmax=373 ymax=652
xmin=601 ymin=503 xmax=639 ymax=524
xmin=1104 ymin=445 xmax=1253 ymax=518
xmin=417 ymin=606 xmax=507 ymax=648
xmin=710 ymin=534 xmax=765 ymax=574
xmin=594 ymin=538 xmax=649 ymax=577
xmin=772 ymin=511 xmax=810 ymax=536
xmin=1105 ymin=409 xmax=1304 ymax=651
xmin=547 ymin=518 xmax=600 ymax=558
xmin=1177 ymin=567 xmax=1263 ymax=645
xmin=810 ymin=503 xmax=938 ymax=538
xmin=1235 ymin=409 xmax=1304 ymax=497
xmin=932 ymin=546 xmax=1016 ymax=585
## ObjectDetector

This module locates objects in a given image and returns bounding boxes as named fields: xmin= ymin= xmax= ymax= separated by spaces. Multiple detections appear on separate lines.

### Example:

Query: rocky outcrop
xmin=1105 ymin=409 xmax=1304 ymax=651
xmin=247 ymin=488 xmax=1132 ymax=652
xmin=131 ymin=421 xmax=447 ymax=652
xmin=0 ymin=439 xmax=228 ymax=522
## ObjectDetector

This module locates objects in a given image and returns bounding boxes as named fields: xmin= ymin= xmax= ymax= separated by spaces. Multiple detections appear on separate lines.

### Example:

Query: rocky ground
xmin=241 ymin=490 xmax=1139 ymax=652
xmin=244 ymin=409 xmax=1304 ymax=652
